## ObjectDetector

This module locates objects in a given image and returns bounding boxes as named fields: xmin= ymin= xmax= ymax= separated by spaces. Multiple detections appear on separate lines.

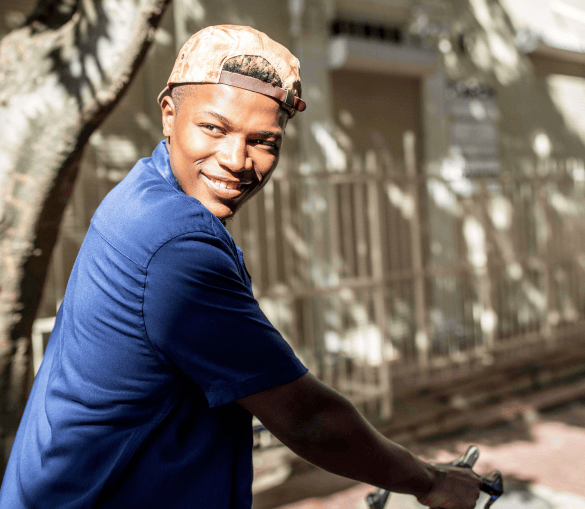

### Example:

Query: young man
xmin=0 ymin=25 xmax=482 ymax=508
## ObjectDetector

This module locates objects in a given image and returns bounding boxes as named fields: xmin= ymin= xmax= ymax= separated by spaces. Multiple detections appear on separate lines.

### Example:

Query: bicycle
xmin=253 ymin=425 xmax=504 ymax=509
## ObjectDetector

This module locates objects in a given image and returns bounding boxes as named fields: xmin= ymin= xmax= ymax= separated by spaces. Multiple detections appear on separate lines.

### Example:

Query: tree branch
xmin=0 ymin=0 xmax=171 ymax=477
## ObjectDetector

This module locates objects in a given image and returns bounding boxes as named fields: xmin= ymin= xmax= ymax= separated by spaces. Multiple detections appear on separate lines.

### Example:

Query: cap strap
xmin=218 ymin=70 xmax=306 ymax=112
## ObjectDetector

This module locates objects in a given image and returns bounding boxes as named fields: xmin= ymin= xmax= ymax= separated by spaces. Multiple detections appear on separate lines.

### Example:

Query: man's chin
xmin=205 ymin=201 xmax=237 ymax=221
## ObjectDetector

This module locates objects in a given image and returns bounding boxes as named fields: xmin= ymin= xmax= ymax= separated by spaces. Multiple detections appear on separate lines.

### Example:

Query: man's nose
xmin=217 ymin=136 xmax=252 ymax=172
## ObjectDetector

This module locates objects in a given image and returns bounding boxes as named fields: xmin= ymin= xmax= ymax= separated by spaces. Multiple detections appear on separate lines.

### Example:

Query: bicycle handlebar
xmin=253 ymin=426 xmax=504 ymax=508
xmin=366 ymin=445 xmax=504 ymax=509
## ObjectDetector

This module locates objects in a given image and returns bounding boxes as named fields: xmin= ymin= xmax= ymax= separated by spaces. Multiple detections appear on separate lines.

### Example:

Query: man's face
xmin=161 ymin=83 xmax=287 ymax=220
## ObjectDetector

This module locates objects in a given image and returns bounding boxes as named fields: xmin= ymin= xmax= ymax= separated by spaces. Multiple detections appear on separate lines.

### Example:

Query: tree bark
xmin=0 ymin=0 xmax=171 ymax=475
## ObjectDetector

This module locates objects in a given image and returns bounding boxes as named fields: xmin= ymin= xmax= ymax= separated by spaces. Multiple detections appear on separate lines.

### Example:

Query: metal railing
xmin=34 ymin=139 xmax=585 ymax=426
xmin=228 ymin=142 xmax=585 ymax=423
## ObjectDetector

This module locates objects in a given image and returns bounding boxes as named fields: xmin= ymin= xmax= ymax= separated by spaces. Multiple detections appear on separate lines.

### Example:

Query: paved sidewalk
xmin=257 ymin=401 xmax=585 ymax=509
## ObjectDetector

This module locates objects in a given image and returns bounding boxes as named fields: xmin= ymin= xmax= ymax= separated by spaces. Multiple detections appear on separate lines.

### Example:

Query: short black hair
xmin=171 ymin=55 xmax=283 ymax=115
xmin=222 ymin=55 xmax=283 ymax=88
xmin=171 ymin=55 xmax=282 ymax=113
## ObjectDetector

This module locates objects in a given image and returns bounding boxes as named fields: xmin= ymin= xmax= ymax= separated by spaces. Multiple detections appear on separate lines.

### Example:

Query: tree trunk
xmin=0 ymin=0 xmax=171 ymax=475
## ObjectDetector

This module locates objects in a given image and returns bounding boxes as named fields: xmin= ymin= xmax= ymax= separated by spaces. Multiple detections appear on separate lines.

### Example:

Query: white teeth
xmin=207 ymin=176 xmax=240 ymax=190
xmin=203 ymin=174 xmax=253 ymax=193
xmin=209 ymin=178 xmax=240 ymax=189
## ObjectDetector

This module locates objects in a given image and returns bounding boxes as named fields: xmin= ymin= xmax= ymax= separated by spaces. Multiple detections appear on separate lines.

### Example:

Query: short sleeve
xmin=143 ymin=231 xmax=307 ymax=407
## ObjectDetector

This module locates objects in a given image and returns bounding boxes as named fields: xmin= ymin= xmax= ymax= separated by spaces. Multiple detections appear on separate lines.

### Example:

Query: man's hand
xmin=417 ymin=463 xmax=482 ymax=509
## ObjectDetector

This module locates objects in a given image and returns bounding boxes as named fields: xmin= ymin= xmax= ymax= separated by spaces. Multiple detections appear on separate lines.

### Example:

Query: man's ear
xmin=161 ymin=96 xmax=176 ymax=138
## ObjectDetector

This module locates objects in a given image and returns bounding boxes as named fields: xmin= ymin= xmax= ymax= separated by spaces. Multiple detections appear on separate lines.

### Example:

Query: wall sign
xmin=446 ymin=81 xmax=500 ymax=177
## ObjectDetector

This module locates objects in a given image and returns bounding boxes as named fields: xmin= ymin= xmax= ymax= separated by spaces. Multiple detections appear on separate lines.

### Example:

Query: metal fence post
xmin=404 ymin=132 xmax=430 ymax=374
xmin=367 ymin=163 xmax=392 ymax=420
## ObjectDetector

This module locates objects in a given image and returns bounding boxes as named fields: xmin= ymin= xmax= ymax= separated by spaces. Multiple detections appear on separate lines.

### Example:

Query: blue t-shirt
xmin=0 ymin=141 xmax=307 ymax=509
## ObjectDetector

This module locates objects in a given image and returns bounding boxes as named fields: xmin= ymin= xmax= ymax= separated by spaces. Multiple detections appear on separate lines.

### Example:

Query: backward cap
xmin=160 ymin=25 xmax=304 ymax=116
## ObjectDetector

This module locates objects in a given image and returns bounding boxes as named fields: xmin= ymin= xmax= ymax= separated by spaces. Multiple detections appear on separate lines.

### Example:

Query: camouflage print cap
xmin=158 ymin=25 xmax=306 ymax=117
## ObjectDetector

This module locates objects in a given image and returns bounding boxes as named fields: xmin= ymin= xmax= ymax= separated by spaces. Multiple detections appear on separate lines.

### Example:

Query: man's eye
xmin=253 ymin=139 xmax=277 ymax=148
xmin=202 ymin=124 xmax=222 ymax=133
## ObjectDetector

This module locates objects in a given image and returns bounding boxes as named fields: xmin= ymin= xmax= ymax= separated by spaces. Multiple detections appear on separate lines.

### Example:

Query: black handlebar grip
xmin=365 ymin=489 xmax=390 ymax=509
xmin=480 ymin=470 xmax=504 ymax=508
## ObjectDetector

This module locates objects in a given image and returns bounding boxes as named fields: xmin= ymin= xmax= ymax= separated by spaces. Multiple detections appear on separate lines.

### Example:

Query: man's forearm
xmin=240 ymin=373 xmax=480 ymax=508
xmin=268 ymin=389 xmax=435 ymax=500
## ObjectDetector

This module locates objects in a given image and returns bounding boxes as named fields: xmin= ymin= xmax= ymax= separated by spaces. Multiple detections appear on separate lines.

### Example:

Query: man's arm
xmin=237 ymin=372 xmax=481 ymax=509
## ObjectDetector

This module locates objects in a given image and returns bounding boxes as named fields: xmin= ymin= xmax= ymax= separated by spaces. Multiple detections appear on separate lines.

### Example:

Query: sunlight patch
xmin=547 ymin=75 xmax=585 ymax=146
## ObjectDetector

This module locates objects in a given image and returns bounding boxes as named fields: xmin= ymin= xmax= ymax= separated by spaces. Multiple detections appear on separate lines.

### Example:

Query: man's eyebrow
xmin=203 ymin=111 xmax=233 ymax=127
xmin=255 ymin=130 xmax=282 ymax=141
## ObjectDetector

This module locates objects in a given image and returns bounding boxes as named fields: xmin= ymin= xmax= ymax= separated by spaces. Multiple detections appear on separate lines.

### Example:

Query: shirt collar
xmin=152 ymin=140 xmax=184 ymax=195
xmin=151 ymin=139 xmax=230 ymax=230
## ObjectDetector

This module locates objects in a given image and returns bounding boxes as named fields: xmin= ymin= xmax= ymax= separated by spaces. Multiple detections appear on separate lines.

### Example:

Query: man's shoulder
xmin=90 ymin=149 xmax=230 ymax=268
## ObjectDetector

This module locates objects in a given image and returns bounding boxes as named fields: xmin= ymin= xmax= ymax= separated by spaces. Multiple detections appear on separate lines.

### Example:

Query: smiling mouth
xmin=202 ymin=174 xmax=252 ymax=198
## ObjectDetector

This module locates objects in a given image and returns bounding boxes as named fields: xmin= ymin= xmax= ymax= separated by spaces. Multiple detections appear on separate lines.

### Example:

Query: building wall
xmin=17 ymin=0 xmax=585 ymax=420
xmin=330 ymin=69 xmax=423 ymax=162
